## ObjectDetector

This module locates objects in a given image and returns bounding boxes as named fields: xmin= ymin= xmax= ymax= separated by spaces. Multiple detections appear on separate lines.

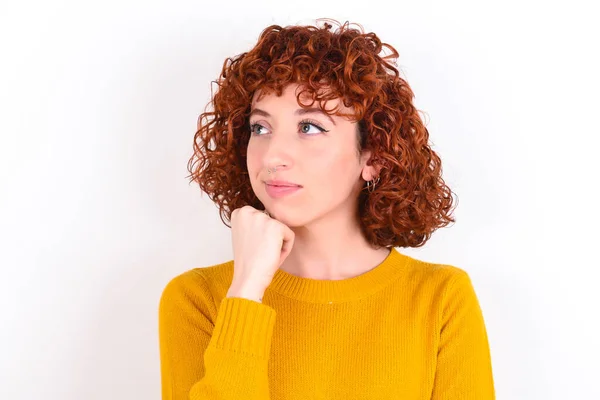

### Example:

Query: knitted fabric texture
xmin=158 ymin=248 xmax=495 ymax=399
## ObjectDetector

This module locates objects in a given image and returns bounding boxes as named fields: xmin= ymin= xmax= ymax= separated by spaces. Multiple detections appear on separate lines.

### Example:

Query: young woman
xmin=159 ymin=19 xmax=495 ymax=400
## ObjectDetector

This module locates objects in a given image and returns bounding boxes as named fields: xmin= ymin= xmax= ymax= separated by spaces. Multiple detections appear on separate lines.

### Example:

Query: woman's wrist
xmin=226 ymin=281 xmax=267 ymax=303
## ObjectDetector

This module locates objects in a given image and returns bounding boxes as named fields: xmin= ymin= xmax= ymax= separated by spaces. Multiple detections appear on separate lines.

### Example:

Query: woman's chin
xmin=265 ymin=209 xmax=304 ymax=228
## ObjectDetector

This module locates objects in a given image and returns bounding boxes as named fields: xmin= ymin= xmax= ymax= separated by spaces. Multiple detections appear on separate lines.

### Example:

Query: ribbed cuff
xmin=208 ymin=297 xmax=277 ymax=359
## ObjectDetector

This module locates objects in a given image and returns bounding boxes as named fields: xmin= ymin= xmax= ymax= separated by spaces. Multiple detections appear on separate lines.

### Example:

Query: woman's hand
xmin=226 ymin=205 xmax=295 ymax=302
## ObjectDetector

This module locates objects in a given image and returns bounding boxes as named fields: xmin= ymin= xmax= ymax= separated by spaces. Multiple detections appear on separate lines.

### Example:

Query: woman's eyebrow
xmin=249 ymin=107 xmax=336 ymax=126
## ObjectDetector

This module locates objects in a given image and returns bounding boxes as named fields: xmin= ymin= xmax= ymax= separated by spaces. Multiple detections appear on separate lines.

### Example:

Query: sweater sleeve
xmin=431 ymin=270 xmax=496 ymax=399
xmin=158 ymin=270 xmax=276 ymax=400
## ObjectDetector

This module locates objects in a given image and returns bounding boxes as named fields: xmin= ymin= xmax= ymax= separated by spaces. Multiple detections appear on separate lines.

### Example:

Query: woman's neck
xmin=280 ymin=219 xmax=390 ymax=280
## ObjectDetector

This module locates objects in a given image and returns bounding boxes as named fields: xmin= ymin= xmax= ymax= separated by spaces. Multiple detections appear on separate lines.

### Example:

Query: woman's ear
xmin=360 ymin=150 xmax=381 ymax=181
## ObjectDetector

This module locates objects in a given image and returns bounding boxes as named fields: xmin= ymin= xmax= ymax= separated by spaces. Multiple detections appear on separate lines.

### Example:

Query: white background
xmin=1 ymin=0 xmax=598 ymax=399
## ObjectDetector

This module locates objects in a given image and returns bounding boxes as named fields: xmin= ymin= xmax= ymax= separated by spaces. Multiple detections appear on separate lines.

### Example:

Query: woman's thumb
xmin=278 ymin=224 xmax=295 ymax=266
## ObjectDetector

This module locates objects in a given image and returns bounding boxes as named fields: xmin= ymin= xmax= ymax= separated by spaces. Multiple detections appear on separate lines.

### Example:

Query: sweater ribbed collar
xmin=267 ymin=247 xmax=410 ymax=304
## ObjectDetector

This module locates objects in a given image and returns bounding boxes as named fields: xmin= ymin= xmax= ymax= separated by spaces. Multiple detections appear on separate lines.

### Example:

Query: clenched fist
xmin=226 ymin=205 xmax=295 ymax=302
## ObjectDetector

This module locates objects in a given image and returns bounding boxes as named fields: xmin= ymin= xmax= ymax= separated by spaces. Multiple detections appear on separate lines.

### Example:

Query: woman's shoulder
xmin=399 ymin=251 xmax=474 ymax=293
xmin=192 ymin=259 xmax=235 ymax=293
xmin=159 ymin=259 xmax=235 ymax=307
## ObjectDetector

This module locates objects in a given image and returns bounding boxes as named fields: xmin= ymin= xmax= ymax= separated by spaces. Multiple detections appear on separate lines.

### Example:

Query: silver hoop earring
xmin=367 ymin=176 xmax=380 ymax=193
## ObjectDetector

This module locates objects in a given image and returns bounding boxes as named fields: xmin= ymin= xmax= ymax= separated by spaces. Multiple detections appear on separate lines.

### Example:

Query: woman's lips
xmin=265 ymin=183 xmax=302 ymax=198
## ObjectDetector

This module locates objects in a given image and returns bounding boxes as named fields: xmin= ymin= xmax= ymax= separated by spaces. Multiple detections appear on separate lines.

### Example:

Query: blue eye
xmin=250 ymin=123 xmax=268 ymax=136
xmin=299 ymin=120 xmax=327 ymax=135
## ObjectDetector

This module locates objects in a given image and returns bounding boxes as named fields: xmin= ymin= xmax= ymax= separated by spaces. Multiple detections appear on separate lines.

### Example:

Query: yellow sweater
xmin=158 ymin=247 xmax=495 ymax=399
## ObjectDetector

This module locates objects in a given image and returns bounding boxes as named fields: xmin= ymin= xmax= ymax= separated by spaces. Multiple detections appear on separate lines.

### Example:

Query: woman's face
xmin=246 ymin=83 xmax=375 ymax=227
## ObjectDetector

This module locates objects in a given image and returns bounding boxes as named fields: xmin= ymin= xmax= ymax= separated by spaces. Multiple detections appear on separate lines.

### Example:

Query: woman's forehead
xmin=251 ymin=84 xmax=355 ymax=116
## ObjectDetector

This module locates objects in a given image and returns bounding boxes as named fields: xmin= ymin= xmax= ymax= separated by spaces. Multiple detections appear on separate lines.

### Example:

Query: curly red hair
xmin=187 ymin=19 xmax=457 ymax=248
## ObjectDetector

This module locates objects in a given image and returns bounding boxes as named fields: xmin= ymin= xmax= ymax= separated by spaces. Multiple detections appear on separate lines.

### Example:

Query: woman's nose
xmin=262 ymin=133 xmax=294 ymax=171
